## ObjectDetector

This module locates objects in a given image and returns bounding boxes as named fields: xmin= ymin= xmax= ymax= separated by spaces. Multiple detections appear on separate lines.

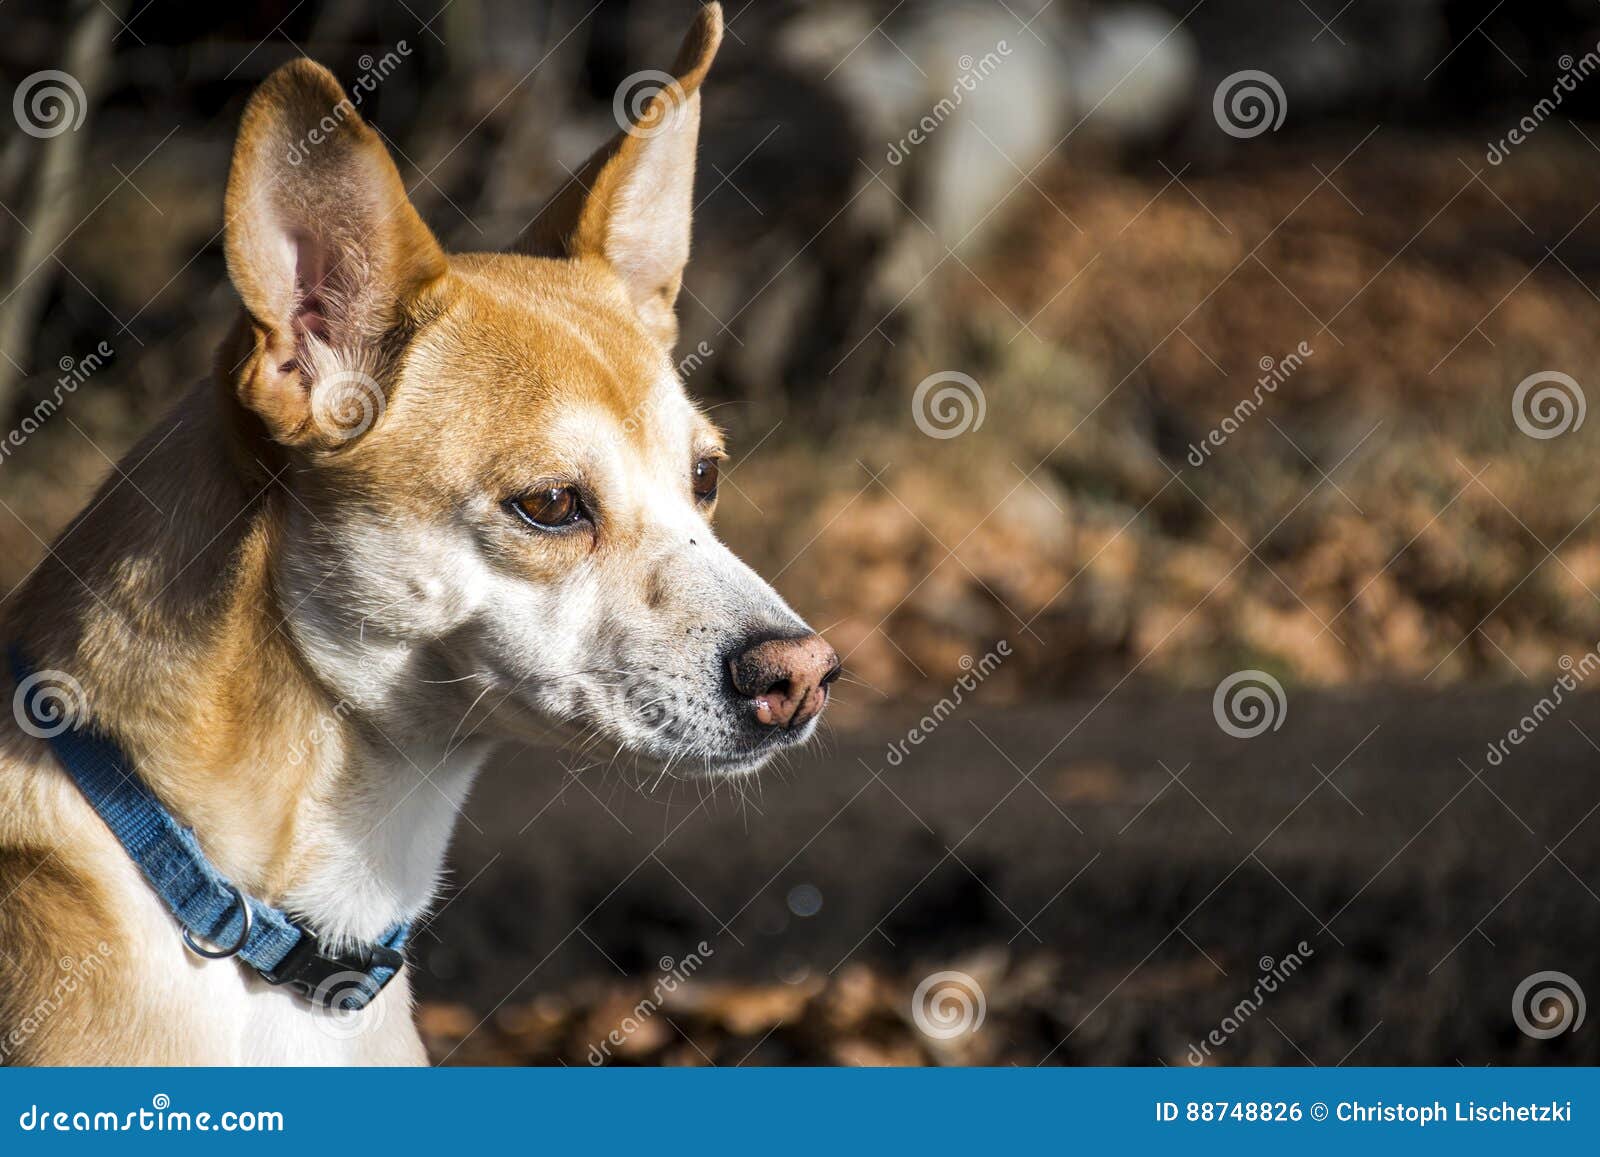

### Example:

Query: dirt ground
xmin=414 ymin=687 xmax=1600 ymax=1066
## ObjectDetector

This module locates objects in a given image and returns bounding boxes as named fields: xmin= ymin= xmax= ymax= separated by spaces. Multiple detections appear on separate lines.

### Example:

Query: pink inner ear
xmin=291 ymin=230 xmax=330 ymax=341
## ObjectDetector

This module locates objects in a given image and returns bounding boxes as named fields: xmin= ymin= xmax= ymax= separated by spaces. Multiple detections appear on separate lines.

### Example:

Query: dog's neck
xmin=8 ymin=374 xmax=486 ymax=944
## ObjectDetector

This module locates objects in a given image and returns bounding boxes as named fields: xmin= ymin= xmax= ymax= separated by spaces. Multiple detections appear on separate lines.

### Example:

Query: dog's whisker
xmin=445 ymin=680 xmax=498 ymax=753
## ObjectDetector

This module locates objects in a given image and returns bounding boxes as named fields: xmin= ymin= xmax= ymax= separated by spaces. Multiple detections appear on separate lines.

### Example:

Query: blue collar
xmin=10 ymin=646 xmax=409 ymax=1012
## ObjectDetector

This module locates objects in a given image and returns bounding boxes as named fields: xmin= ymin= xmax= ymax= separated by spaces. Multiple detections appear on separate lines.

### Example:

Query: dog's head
xmin=220 ymin=4 xmax=836 ymax=775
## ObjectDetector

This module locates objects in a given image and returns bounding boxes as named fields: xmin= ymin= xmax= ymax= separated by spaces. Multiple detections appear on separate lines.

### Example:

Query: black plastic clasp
xmin=259 ymin=928 xmax=404 ymax=1011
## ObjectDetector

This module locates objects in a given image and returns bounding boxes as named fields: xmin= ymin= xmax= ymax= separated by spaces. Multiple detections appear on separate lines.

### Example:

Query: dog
xmin=0 ymin=2 xmax=836 ymax=1065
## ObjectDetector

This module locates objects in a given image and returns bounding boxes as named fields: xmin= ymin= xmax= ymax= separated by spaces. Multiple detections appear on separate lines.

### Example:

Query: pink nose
xmin=727 ymin=634 xmax=840 ymax=729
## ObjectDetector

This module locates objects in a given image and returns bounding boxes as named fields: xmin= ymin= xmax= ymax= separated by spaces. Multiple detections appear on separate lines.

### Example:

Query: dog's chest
xmin=111 ymin=869 xmax=428 ymax=1065
xmin=281 ymin=737 xmax=491 ymax=945
xmin=80 ymin=736 xmax=488 ymax=1064
xmin=237 ymin=983 xmax=427 ymax=1065
xmin=216 ymin=982 xmax=426 ymax=1066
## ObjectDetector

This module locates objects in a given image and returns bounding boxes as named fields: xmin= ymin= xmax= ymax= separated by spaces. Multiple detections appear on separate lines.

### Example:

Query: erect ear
xmin=223 ymin=59 xmax=446 ymax=447
xmin=517 ymin=3 xmax=722 ymax=350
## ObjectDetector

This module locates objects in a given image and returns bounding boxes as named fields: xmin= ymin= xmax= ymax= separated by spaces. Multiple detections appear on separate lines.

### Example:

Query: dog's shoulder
xmin=0 ymin=735 xmax=144 ymax=1063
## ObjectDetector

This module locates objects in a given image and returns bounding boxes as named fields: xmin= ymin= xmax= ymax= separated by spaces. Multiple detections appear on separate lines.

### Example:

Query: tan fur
xmin=0 ymin=4 xmax=823 ymax=1065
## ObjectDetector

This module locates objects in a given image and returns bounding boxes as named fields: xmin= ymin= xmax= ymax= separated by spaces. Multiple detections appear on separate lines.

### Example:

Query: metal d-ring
xmin=181 ymin=884 xmax=253 ymax=959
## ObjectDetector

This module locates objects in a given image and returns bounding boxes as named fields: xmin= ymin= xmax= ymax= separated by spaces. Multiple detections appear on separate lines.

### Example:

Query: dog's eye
xmin=692 ymin=457 xmax=719 ymax=502
xmin=508 ymin=486 xmax=585 ymax=530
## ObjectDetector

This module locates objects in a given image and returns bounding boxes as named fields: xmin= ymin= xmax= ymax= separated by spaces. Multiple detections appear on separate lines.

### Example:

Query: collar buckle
xmin=259 ymin=927 xmax=404 ymax=1011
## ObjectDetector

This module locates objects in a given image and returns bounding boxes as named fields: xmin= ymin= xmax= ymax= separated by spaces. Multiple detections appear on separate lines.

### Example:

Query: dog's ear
xmin=223 ymin=59 xmax=446 ymax=447
xmin=517 ymin=3 xmax=722 ymax=350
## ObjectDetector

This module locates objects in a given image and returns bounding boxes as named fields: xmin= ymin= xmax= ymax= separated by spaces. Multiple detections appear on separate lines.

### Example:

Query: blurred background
xmin=3 ymin=0 xmax=1599 ymax=1065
